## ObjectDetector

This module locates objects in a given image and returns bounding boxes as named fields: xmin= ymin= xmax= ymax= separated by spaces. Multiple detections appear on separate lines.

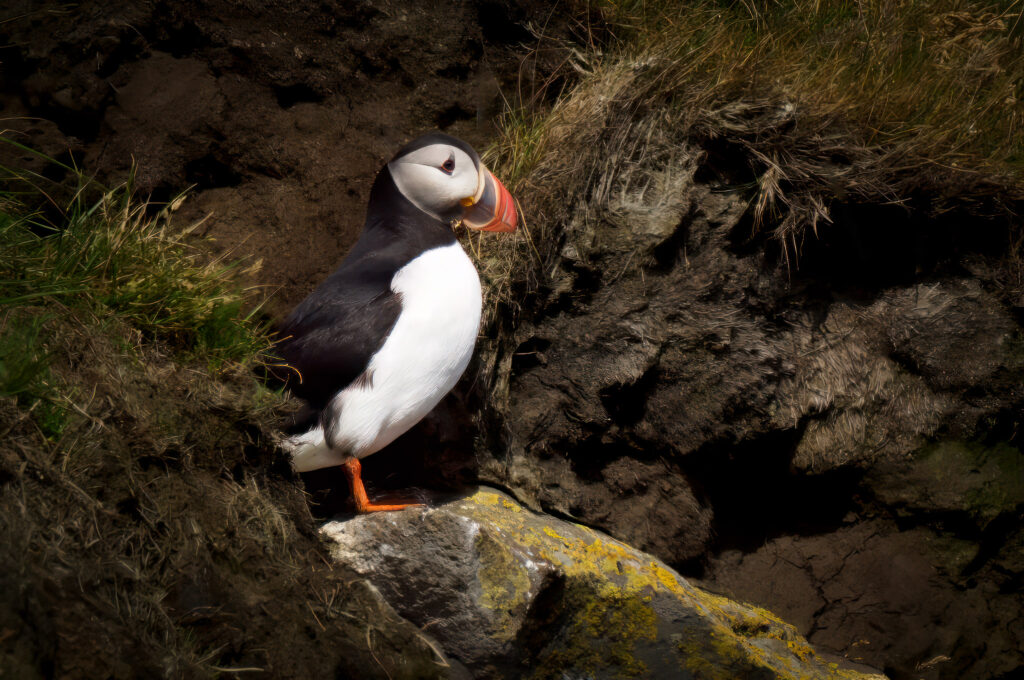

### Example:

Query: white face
xmin=388 ymin=143 xmax=483 ymax=222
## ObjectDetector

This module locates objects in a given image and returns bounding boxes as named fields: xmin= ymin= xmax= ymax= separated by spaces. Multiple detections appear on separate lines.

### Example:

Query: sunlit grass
xmin=601 ymin=0 xmax=1022 ymax=177
xmin=0 ymin=137 xmax=276 ymax=433
xmin=494 ymin=1 xmax=1023 ymax=190
xmin=0 ymin=142 xmax=271 ymax=359
xmin=483 ymin=0 xmax=1023 ymax=277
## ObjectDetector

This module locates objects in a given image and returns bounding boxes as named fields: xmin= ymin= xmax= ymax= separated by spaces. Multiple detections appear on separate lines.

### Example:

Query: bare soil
xmin=0 ymin=0 xmax=571 ymax=318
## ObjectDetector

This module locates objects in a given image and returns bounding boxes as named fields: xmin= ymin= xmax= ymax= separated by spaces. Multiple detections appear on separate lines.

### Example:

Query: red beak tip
xmin=465 ymin=169 xmax=518 ymax=232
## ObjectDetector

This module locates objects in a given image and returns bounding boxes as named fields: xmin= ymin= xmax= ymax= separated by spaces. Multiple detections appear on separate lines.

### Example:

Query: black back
xmin=275 ymin=156 xmax=458 ymax=410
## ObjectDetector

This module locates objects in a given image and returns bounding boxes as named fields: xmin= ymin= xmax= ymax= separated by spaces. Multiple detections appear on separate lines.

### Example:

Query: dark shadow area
xmin=693 ymin=137 xmax=759 ymax=188
xmin=435 ymin=103 xmax=475 ymax=130
xmin=274 ymin=82 xmax=325 ymax=109
xmin=724 ymin=205 xmax=767 ymax=257
xmin=598 ymin=365 xmax=661 ymax=426
xmin=183 ymin=153 xmax=242 ymax=189
xmin=512 ymin=572 xmax=569 ymax=669
xmin=978 ymin=403 xmax=1024 ymax=448
xmin=147 ymin=7 xmax=211 ymax=58
xmin=476 ymin=0 xmax=536 ymax=45
xmin=566 ymin=440 xmax=642 ymax=483
xmin=682 ymin=426 xmax=864 ymax=557
xmin=795 ymin=203 xmax=923 ymax=295
xmin=990 ymin=667 xmax=1024 ymax=680
xmin=959 ymin=505 xmax=1024 ymax=580
xmin=509 ymin=336 xmax=551 ymax=377
xmin=789 ymin=201 xmax=1016 ymax=299
xmin=651 ymin=205 xmax=696 ymax=270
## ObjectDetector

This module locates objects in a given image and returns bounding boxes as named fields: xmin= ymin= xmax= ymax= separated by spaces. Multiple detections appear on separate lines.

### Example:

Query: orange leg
xmin=341 ymin=458 xmax=423 ymax=513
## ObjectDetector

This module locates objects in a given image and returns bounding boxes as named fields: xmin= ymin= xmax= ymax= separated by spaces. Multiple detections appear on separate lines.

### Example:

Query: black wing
xmin=275 ymin=256 xmax=403 ymax=411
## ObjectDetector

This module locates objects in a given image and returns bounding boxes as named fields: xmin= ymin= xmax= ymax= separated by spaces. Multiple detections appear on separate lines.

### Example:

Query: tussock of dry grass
xmin=477 ymin=0 xmax=1023 ymax=310
xmin=467 ymin=0 xmax=1023 ymax=417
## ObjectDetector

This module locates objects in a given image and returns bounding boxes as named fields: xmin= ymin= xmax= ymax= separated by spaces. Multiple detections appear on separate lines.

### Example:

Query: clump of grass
xmin=0 ymin=140 xmax=270 ymax=368
xmin=0 ymin=312 xmax=67 ymax=436
xmin=0 ymin=313 xmax=51 ymax=400
xmin=0 ymin=139 xmax=276 ymax=440
xmin=479 ymin=0 xmax=1023 ymax=304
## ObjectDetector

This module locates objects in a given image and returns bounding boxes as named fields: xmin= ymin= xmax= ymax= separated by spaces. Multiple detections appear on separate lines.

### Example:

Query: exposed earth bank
xmin=2 ymin=2 xmax=1022 ymax=680
xmin=471 ymin=93 xmax=1024 ymax=678
xmin=0 ymin=0 xmax=568 ymax=319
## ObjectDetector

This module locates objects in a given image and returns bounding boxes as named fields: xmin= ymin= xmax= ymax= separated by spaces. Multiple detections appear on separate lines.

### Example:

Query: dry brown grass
xmin=465 ymin=0 xmax=1024 ymax=419
xmin=474 ymin=0 xmax=1023 ymax=308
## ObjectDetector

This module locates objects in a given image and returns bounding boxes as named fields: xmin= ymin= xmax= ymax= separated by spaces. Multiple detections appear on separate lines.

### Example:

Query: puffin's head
xmin=387 ymin=132 xmax=517 ymax=233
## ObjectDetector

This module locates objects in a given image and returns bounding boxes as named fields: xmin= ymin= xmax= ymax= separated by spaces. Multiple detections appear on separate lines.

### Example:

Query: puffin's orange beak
xmin=462 ymin=167 xmax=517 ymax=233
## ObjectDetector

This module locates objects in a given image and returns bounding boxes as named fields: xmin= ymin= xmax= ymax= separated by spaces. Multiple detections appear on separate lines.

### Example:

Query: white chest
xmin=329 ymin=241 xmax=482 ymax=456
xmin=384 ymin=241 xmax=483 ymax=384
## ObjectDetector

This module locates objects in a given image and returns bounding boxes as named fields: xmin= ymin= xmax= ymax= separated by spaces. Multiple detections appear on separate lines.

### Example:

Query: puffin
xmin=276 ymin=132 xmax=517 ymax=512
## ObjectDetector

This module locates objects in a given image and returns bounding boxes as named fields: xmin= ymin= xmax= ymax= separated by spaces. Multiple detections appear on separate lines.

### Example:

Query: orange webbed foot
xmin=341 ymin=458 xmax=424 ymax=514
xmin=355 ymin=500 xmax=424 ymax=513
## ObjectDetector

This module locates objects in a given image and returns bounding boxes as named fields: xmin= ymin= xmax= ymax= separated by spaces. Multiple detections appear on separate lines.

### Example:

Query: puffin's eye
xmin=441 ymin=157 xmax=455 ymax=174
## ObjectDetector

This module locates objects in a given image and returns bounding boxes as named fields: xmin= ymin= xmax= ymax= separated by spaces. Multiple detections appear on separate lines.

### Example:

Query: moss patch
xmin=475 ymin=530 xmax=534 ymax=641
xmin=529 ymin=582 xmax=659 ymax=679
xmin=870 ymin=440 xmax=1024 ymax=526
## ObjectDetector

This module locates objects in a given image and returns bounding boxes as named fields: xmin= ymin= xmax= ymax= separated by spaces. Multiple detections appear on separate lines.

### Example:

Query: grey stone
xmin=323 ymin=488 xmax=886 ymax=680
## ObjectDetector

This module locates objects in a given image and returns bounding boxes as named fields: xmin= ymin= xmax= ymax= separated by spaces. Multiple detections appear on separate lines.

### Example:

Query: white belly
xmin=287 ymin=242 xmax=481 ymax=472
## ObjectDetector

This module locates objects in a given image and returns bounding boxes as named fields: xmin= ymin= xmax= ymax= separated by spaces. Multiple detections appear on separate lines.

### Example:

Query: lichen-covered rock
xmin=322 ymin=488 xmax=886 ymax=680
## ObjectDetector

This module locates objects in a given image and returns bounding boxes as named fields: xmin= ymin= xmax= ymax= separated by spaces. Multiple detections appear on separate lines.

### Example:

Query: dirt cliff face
xmin=0 ymin=0 xmax=563 ymax=319
xmin=471 ymin=98 xmax=1024 ymax=679
xmin=486 ymin=236 xmax=1024 ymax=674
xmin=3 ymin=2 xmax=1023 ymax=679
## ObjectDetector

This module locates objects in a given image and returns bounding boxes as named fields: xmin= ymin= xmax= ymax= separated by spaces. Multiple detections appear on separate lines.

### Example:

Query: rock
xmin=322 ymin=488 xmax=886 ymax=680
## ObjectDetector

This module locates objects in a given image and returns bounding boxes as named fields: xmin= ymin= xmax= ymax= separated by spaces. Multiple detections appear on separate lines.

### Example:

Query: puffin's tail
xmin=281 ymin=425 xmax=348 ymax=473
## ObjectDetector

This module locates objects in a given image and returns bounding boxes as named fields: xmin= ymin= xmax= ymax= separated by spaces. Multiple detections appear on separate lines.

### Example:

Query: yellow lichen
xmin=458 ymin=490 xmax=884 ymax=680
xmin=474 ymin=531 xmax=533 ymax=642
xmin=529 ymin=582 xmax=659 ymax=679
